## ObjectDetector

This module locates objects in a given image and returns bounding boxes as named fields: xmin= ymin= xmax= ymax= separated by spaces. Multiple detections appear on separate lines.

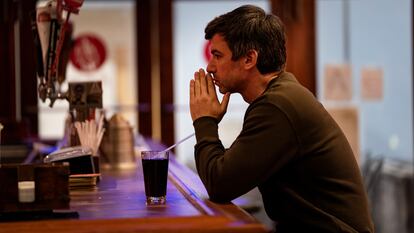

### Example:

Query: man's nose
xmin=206 ymin=62 xmax=215 ymax=73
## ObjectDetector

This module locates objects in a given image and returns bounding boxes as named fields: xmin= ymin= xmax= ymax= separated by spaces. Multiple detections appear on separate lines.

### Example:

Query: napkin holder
xmin=0 ymin=163 xmax=70 ymax=213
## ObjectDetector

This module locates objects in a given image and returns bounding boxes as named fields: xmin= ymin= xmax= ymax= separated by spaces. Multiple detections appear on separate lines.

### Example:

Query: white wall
xmin=317 ymin=0 xmax=413 ymax=161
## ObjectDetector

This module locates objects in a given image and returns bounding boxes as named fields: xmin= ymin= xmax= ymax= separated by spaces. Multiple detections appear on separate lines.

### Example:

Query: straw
xmin=161 ymin=133 xmax=195 ymax=153
xmin=74 ymin=115 xmax=105 ymax=156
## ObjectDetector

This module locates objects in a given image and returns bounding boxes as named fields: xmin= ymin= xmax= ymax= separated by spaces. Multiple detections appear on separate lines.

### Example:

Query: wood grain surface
xmin=0 ymin=157 xmax=269 ymax=233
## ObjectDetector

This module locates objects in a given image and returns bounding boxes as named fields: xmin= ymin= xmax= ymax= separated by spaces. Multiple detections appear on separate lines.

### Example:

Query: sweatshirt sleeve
xmin=193 ymin=102 xmax=300 ymax=203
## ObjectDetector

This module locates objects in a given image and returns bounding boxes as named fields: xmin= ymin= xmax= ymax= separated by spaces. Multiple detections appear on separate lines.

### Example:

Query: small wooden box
xmin=0 ymin=163 xmax=70 ymax=213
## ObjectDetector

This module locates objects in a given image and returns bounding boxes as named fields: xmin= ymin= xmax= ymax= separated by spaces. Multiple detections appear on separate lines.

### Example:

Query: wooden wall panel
xmin=272 ymin=0 xmax=316 ymax=94
xmin=137 ymin=0 xmax=153 ymax=138
xmin=158 ymin=0 xmax=174 ymax=147
xmin=0 ymin=0 xmax=38 ymax=144
xmin=0 ymin=0 xmax=17 ymax=121
xmin=137 ymin=0 xmax=175 ymax=147
xmin=19 ymin=0 xmax=38 ymax=136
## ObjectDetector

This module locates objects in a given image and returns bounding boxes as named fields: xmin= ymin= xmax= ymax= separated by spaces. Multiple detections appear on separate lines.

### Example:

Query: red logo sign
xmin=203 ymin=40 xmax=212 ymax=64
xmin=70 ymin=34 xmax=106 ymax=72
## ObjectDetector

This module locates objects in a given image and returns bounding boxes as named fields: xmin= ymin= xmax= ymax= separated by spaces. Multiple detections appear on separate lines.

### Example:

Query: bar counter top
xmin=0 ymin=155 xmax=269 ymax=233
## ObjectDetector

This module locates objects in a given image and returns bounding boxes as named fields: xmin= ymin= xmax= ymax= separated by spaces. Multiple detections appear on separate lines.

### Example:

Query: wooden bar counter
xmin=0 ymin=156 xmax=269 ymax=233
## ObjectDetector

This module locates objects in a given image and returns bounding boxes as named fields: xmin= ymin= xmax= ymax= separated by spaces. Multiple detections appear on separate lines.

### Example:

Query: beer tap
xmin=34 ymin=0 xmax=84 ymax=107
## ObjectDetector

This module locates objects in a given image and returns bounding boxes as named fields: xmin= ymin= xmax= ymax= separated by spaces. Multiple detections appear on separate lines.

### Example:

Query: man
xmin=189 ymin=5 xmax=374 ymax=233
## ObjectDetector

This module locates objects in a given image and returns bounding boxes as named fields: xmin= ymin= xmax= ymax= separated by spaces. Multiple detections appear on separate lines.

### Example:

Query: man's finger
xmin=199 ymin=69 xmax=208 ymax=94
xmin=194 ymin=71 xmax=201 ymax=96
xmin=189 ymin=79 xmax=196 ymax=121
xmin=189 ymin=79 xmax=195 ymax=100
xmin=206 ymin=73 xmax=216 ymax=96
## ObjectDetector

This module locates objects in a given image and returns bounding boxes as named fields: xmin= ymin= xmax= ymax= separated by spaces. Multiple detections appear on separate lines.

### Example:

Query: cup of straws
xmin=74 ymin=115 xmax=105 ymax=157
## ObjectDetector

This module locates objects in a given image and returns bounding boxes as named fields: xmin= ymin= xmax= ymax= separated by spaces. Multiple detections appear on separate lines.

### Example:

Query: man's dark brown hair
xmin=205 ymin=5 xmax=286 ymax=74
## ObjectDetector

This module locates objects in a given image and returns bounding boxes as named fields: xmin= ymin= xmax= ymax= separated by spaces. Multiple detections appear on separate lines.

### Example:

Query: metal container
xmin=101 ymin=114 xmax=136 ymax=169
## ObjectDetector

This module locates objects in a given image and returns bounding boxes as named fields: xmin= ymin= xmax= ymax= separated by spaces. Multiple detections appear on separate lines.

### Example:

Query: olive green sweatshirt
xmin=193 ymin=72 xmax=374 ymax=233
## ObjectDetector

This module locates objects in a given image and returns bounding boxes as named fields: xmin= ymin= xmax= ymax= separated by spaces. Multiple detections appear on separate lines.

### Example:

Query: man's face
xmin=206 ymin=34 xmax=244 ymax=94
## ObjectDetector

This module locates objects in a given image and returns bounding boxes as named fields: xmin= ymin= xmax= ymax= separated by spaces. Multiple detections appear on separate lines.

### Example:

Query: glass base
xmin=146 ymin=196 xmax=166 ymax=205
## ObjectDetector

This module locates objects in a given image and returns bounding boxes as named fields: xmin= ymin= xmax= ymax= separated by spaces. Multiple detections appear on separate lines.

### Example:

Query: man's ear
xmin=243 ymin=50 xmax=258 ymax=70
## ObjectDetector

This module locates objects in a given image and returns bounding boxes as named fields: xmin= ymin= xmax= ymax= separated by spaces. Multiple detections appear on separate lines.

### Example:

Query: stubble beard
xmin=216 ymin=81 xmax=229 ymax=94
xmin=212 ymin=76 xmax=225 ymax=94
xmin=213 ymin=75 xmax=233 ymax=94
